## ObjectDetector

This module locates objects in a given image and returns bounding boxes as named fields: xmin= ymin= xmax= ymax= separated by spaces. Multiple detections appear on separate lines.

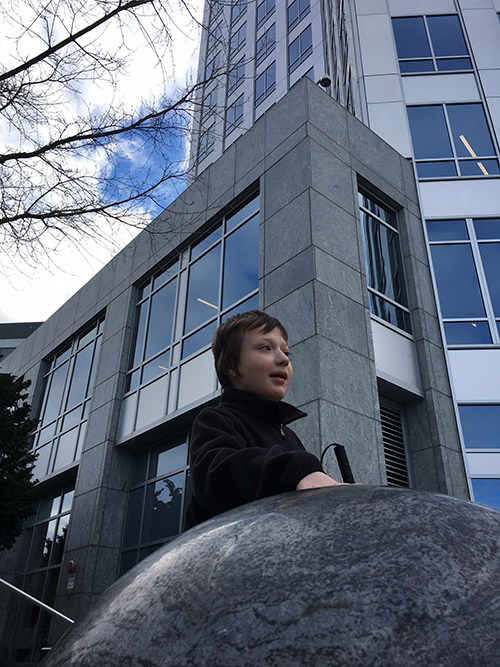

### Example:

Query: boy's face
xmin=228 ymin=326 xmax=292 ymax=402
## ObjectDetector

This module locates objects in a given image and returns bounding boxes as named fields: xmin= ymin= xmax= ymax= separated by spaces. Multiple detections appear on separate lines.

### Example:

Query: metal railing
xmin=0 ymin=577 xmax=74 ymax=625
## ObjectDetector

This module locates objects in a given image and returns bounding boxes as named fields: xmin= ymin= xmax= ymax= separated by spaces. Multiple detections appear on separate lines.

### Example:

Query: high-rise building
xmin=0 ymin=0 xmax=499 ymax=662
xmin=190 ymin=0 xmax=500 ymax=507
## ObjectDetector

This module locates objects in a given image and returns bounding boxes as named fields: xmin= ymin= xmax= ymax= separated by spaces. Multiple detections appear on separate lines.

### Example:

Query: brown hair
xmin=212 ymin=310 xmax=288 ymax=387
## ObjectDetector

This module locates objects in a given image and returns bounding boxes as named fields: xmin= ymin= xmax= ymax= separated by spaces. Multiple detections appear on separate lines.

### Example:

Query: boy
xmin=185 ymin=310 xmax=345 ymax=529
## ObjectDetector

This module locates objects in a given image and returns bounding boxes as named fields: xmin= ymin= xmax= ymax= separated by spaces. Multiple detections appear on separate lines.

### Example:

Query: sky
xmin=0 ymin=0 xmax=203 ymax=323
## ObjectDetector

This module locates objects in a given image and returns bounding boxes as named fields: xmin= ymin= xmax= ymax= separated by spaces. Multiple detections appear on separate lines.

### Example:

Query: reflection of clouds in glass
xmin=145 ymin=278 xmax=177 ymax=360
xmin=430 ymin=245 xmax=485 ymax=318
xmin=472 ymin=479 xmax=500 ymax=511
xmin=222 ymin=215 xmax=259 ymax=309
xmin=185 ymin=244 xmax=221 ymax=333
xmin=144 ymin=473 xmax=184 ymax=541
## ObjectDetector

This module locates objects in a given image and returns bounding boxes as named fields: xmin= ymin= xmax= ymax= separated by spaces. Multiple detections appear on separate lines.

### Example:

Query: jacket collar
xmin=220 ymin=387 xmax=307 ymax=426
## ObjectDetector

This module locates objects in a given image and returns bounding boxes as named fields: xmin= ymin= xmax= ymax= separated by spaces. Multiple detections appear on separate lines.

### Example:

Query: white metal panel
xmin=402 ymin=73 xmax=479 ymax=104
xmin=365 ymin=74 xmax=403 ymax=103
xmin=467 ymin=452 xmax=500 ymax=476
xmin=448 ymin=349 xmax=500 ymax=402
xmin=387 ymin=0 xmax=456 ymax=15
xmin=462 ymin=6 xmax=500 ymax=70
xmin=357 ymin=14 xmax=398 ymax=76
xmin=367 ymin=101 xmax=413 ymax=156
xmin=371 ymin=319 xmax=422 ymax=395
xmin=419 ymin=179 xmax=500 ymax=218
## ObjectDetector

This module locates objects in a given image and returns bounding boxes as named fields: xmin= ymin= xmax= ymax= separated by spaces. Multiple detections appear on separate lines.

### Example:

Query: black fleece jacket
xmin=184 ymin=387 xmax=324 ymax=529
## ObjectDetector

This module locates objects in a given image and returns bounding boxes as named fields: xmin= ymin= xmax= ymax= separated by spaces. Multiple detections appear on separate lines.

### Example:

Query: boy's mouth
xmin=270 ymin=372 xmax=287 ymax=381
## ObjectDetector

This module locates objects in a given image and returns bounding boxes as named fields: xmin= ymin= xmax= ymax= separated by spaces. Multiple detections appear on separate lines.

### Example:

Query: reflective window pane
xmin=407 ymin=106 xmax=453 ymax=159
xmin=471 ymin=479 xmax=500 ymax=511
xmin=131 ymin=451 xmax=148 ymax=486
xmin=447 ymin=104 xmax=495 ymax=159
xmin=430 ymin=244 xmax=485 ymax=318
xmin=142 ymin=350 xmax=170 ymax=385
xmin=150 ymin=442 xmax=187 ymax=479
xmin=191 ymin=227 xmax=222 ymax=260
xmin=131 ymin=301 xmax=148 ymax=368
xmin=142 ymin=472 xmax=184 ymax=542
xmin=437 ymin=57 xmax=471 ymax=71
xmin=392 ymin=17 xmax=431 ymax=60
xmin=368 ymin=292 xmax=411 ymax=332
xmin=426 ymin=15 xmax=468 ymax=57
xmin=182 ymin=320 xmax=217 ymax=359
xmin=52 ymin=428 xmax=79 ymax=471
xmin=178 ymin=349 xmax=215 ymax=409
xmin=135 ymin=374 xmax=169 ymax=431
xmin=222 ymin=215 xmax=259 ymax=309
xmin=426 ymin=219 xmax=468 ymax=242
xmin=123 ymin=487 xmax=144 ymax=548
xmin=474 ymin=219 xmax=500 ymax=240
xmin=222 ymin=293 xmax=259 ymax=322
xmin=226 ymin=196 xmax=260 ymax=232
xmin=185 ymin=244 xmax=221 ymax=333
xmin=144 ymin=278 xmax=177 ymax=360
xmin=51 ymin=515 xmax=69 ymax=565
xmin=41 ymin=362 xmax=68 ymax=426
xmin=444 ymin=321 xmax=491 ymax=345
xmin=65 ymin=344 xmax=94 ymax=410
xmin=399 ymin=60 xmax=434 ymax=74
xmin=479 ymin=243 xmax=500 ymax=316
xmin=153 ymin=260 xmax=179 ymax=291
xmin=459 ymin=405 xmax=500 ymax=449
xmin=416 ymin=161 xmax=457 ymax=178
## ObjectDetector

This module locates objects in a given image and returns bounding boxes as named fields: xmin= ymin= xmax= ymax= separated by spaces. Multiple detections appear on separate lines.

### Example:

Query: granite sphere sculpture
xmin=43 ymin=486 xmax=500 ymax=666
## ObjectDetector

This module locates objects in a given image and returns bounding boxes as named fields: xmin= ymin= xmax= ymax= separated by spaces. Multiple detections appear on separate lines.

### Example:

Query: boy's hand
xmin=296 ymin=471 xmax=358 ymax=490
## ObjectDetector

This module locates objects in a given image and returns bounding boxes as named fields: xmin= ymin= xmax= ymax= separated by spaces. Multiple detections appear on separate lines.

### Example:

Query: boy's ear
xmin=227 ymin=368 xmax=237 ymax=378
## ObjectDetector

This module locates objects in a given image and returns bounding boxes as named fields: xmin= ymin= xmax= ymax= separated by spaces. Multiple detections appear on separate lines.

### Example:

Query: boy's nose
xmin=276 ymin=351 xmax=289 ymax=364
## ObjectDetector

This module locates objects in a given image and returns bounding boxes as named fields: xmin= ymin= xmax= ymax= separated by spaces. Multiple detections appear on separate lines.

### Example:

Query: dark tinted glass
xmin=444 ymin=321 xmax=491 ymax=345
xmin=182 ymin=320 xmax=217 ymax=359
xmin=368 ymin=292 xmax=411 ymax=333
xmin=41 ymin=362 xmax=68 ymax=426
xmin=437 ymin=57 xmax=471 ymax=71
xmin=226 ymin=196 xmax=259 ymax=232
xmin=407 ymin=106 xmax=453 ymax=159
xmin=66 ymin=343 xmax=94 ymax=409
xmin=447 ymin=104 xmax=495 ymax=158
xmin=142 ymin=350 xmax=170 ymax=384
xmin=144 ymin=278 xmax=177 ymax=359
xmin=459 ymin=405 xmax=500 ymax=449
xmin=416 ymin=161 xmax=457 ymax=178
xmin=131 ymin=301 xmax=148 ymax=368
xmin=142 ymin=473 xmax=184 ymax=542
xmin=123 ymin=487 xmax=144 ymax=547
xmin=426 ymin=219 xmax=468 ymax=241
xmin=479 ymin=243 xmax=500 ymax=315
xmin=150 ymin=442 xmax=187 ymax=478
xmin=471 ymin=479 xmax=500 ymax=510
xmin=222 ymin=214 xmax=259 ymax=309
xmin=392 ymin=17 xmax=431 ymax=59
xmin=426 ymin=15 xmax=468 ymax=56
xmin=185 ymin=243 xmax=221 ymax=333
xmin=460 ymin=159 xmax=500 ymax=176
xmin=399 ymin=60 xmax=434 ymax=74
xmin=430 ymin=244 xmax=485 ymax=318
xmin=474 ymin=219 xmax=500 ymax=240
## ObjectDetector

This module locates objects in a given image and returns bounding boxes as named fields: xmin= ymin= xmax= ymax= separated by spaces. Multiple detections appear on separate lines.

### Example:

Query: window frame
xmin=427 ymin=217 xmax=500 ymax=346
xmin=225 ymin=93 xmax=244 ymax=135
xmin=255 ymin=61 xmax=276 ymax=106
xmin=288 ymin=24 xmax=313 ymax=74
xmin=392 ymin=14 xmax=472 ymax=75
xmin=256 ymin=23 xmax=276 ymax=66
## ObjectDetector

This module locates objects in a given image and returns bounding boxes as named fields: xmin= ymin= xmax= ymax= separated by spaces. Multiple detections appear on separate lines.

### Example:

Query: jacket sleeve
xmin=189 ymin=408 xmax=324 ymax=517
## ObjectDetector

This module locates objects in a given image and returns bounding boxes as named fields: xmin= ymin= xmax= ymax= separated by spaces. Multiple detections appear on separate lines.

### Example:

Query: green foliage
xmin=0 ymin=373 xmax=38 ymax=551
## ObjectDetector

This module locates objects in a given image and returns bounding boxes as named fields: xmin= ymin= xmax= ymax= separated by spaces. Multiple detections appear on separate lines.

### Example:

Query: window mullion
xmin=467 ymin=218 xmax=500 ymax=344
xmin=441 ymin=103 xmax=459 ymax=170
xmin=422 ymin=15 xmax=437 ymax=71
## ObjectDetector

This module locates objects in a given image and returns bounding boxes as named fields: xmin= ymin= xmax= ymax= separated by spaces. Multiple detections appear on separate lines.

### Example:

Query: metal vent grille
xmin=380 ymin=402 xmax=410 ymax=488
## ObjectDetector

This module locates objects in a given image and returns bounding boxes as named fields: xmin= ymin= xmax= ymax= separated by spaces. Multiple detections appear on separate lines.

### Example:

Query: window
xmin=459 ymin=405 xmax=500 ymax=449
xmin=120 ymin=436 xmax=191 ymax=575
xmin=231 ymin=0 xmax=246 ymax=25
xmin=392 ymin=15 xmax=471 ymax=74
xmin=257 ymin=0 xmax=275 ymax=29
xmin=120 ymin=195 xmax=259 ymax=437
xmin=407 ymin=104 xmax=500 ymax=178
xmin=198 ymin=124 xmax=215 ymax=161
xmin=288 ymin=24 xmax=312 ymax=74
xmin=288 ymin=0 xmax=310 ymax=32
xmin=427 ymin=218 xmax=500 ymax=344
xmin=228 ymin=57 xmax=245 ymax=95
xmin=256 ymin=23 xmax=276 ymax=65
xmin=4 ymin=485 xmax=74 ymax=663
xmin=225 ymin=94 xmax=244 ymax=134
xmin=31 ymin=319 xmax=104 ymax=481
xmin=201 ymin=87 xmax=218 ymax=124
xmin=255 ymin=62 xmax=276 ymax=106
xmin=230 ymin=22 xmax=246 ymax=58
xmin=205 ymin=50 xmax=221 ymax=78
xmin=207 ymin=21 xmax=224 ymax=57
xmin=358 ymin=192 xmax=411 ymax=334
xmin=471 ymin=479 xmax=500 ymax=511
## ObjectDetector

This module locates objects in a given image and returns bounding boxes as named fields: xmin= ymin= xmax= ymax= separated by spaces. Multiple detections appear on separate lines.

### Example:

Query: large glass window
xmin=225 ymin=94 xmax=244 ymax=135
xmin=230 ymin=22 xmax=246 ymax=58
xmin=231 ymin=0 xmax=247 ymax=25
xmin=228 ymin=57 xmax=245 ymax=95
xmin=4 ymin=485 xmax=74 ymax=664
xmin=256 ymin=23 xmax=276 ymax=66
xmin=120 ymin=194 xmax=259 ymax=437
xmin=359 ymin=192 xmax=411 ymax=334
xmin=255 ymin=62 xmax=276 ymax=106
xmin=288 ymin=24 xmax=312 ymax=74
xmin=392 ymin=15 xmax=472 ymax=74
xmin=120 ymin=436 xmax=191 ymax=575
xmin=198 ymin=123 xmax=215 ymax=161
xmin=257 ymin=0 xmax=275 ymax=29
xmin=407 ymin=104 xmax=500 ymax=179
xmin=459 ymin=405 xmax=500 ymax=449
xmin=427 ymin=218 xmax=500 ymax=345
xmin=31 ymin=319 xmax=104 ymax=481
xmin=471 ymin=479 xmax=500 ymax=511
xmin=288 ymin=0 xmax=310 ymax=33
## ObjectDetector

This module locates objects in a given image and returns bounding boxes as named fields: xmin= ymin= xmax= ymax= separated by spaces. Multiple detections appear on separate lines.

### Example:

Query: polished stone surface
xmin=43 ymin=486 xmax=500 ymax=666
